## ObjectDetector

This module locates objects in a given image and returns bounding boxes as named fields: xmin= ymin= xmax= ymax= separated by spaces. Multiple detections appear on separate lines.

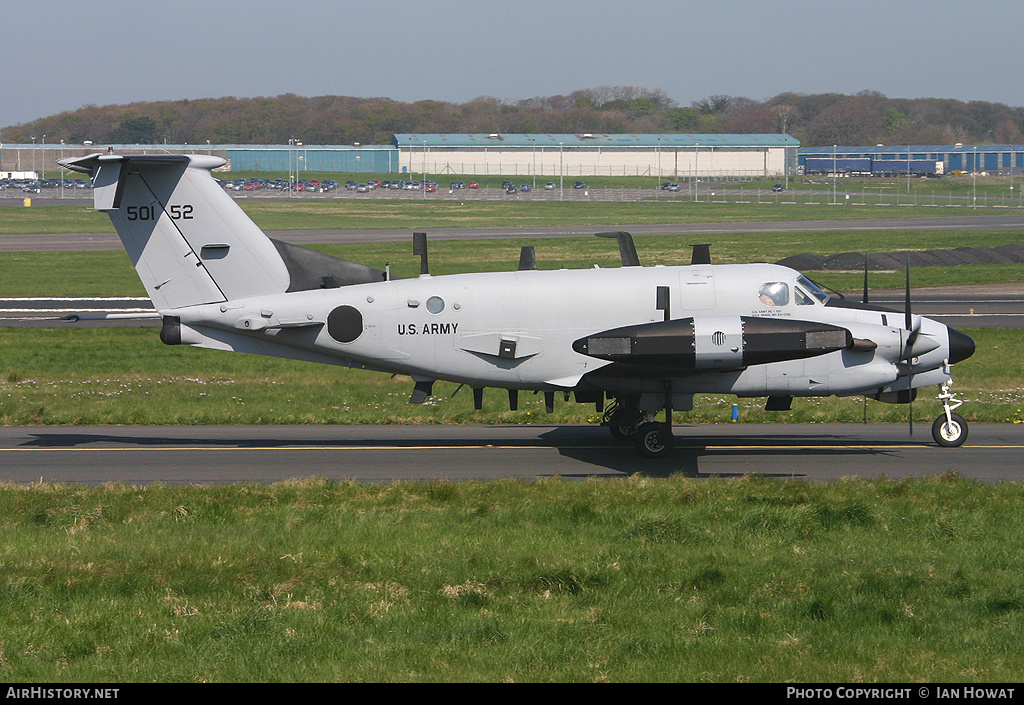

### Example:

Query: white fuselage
xmin=169 ymin=262 xmax=957 ymax=400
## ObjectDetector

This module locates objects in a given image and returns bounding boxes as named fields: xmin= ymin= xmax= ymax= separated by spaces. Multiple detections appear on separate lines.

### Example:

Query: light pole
xmin=529 ymin=137 xmax=536 ymax=191
xmin=906 ymin=144 xmax=911 ymax=194
xmin=693 ymin=142 xmax=699 ymax=202
xmin=422 ymin=140 xmax=427 ymax=200
xmin=559 ymin=142 xmax=564 ymax=201
xmin=973 ymin=146 xmax=978 ymax=209
xmin=832 ymin=145 xmax=837 ymax=205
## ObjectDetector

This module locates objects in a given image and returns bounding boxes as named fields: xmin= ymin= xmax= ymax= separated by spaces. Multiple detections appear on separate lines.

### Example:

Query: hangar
xmin=798 ymin=144 xmax=1024 ymax=175
xmin=392 ymin=133 xmax=799 ymax=180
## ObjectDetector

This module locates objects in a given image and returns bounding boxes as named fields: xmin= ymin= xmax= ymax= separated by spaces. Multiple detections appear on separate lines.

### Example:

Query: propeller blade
xmin=863 ymin=253 xmax=869 ymax=304
xmin=904 ymin=253 xmax=914 ymax=436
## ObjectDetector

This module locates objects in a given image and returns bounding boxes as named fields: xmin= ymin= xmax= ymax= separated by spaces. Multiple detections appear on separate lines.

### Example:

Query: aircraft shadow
xmin=540 ymin=425 xmax=907 ymax=478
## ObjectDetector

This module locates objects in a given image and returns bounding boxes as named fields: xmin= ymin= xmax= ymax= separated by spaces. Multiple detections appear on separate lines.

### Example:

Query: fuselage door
xmin=677 ymin=266 xmax=716 ymax=312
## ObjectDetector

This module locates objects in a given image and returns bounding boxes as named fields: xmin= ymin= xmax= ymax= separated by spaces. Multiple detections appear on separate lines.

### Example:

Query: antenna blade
xmin=691 ymin=244 xmax=711 ymax=265
xmin=518 ymin=245 xmax=537 ymax=271
xmin=413 ymin=232 xmax=429 ymax=275
xmin=596 ymin=232 xmax=640 ymax=267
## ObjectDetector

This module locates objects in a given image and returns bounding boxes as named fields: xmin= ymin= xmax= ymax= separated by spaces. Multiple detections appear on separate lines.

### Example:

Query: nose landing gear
xmin=932 ymin=380 xmax=968 ymax=447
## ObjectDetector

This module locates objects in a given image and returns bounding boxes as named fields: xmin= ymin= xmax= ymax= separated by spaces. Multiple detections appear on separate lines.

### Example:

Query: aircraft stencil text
xmin=398 ymin=323 xmax=459 ymax=336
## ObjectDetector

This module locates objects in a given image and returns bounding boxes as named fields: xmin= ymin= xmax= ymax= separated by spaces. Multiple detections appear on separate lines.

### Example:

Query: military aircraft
xmin=58 ymin=152 xmax=975 ymax=457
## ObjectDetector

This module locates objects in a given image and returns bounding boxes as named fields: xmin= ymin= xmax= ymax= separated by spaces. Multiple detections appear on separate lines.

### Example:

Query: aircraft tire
xmin=932 ymin=413 xmax=968 ymax=447
xmin=606 ymin=403 xmax=641 ymax=441
xmin=634 ymin=422 xmax=673 ymax=458
xmin=609 ymin=423 xmax=638 ymax=441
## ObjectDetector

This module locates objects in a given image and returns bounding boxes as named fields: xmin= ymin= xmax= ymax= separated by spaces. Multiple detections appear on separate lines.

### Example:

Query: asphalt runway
xmin=1 ymin=423 xmax=1020 ymax=485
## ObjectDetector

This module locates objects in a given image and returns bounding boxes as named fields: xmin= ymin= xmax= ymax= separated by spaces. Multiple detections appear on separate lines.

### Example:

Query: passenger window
xmin=758 ymin=282 xmax=789 ymax=307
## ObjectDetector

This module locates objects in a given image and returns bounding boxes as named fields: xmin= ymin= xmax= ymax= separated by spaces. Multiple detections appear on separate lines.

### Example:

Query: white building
xmin=393 ymin=133 xmax=800 ymax=179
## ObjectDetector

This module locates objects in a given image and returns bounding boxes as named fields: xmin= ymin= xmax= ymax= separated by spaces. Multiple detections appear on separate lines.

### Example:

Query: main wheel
xmin=633 ymin=422 xmax=674 ymax=458
xmin=932 ymin=412 xmax=968 ymax=447
xmin=605 ymin=403 xmax=641 ymax=441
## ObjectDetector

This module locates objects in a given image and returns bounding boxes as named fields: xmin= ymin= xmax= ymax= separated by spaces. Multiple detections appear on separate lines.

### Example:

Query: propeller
xmin=862 ymin=253 xmax=869 ymax=304
xmin=862 ymin=252 xmax=869 ymax=422
xmin=903 ymin=254 xmax=917 ymax=435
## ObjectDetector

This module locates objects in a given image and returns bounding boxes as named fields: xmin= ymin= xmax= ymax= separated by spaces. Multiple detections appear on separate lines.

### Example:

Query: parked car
xmin=574 ymin=181 xmax=586 ymax=189
xmin=772 ymin=183 xmax=785 ymax=192
xmin=468 ymin=181 xmax=479 ymax=189
xmin=544 ymin=182 xmax=555 ymax=190
xmin=519 ymin=184 xmax=531 ymax=192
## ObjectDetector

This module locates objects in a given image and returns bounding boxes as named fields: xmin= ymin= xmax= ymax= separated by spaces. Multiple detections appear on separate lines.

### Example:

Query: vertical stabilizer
xmin=59 ymin=153 xmax=290 ymax=310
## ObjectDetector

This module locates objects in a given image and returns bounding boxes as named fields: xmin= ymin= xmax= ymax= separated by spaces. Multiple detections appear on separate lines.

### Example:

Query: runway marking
xmin=4 ymin=443 xmax=1023 ymax=452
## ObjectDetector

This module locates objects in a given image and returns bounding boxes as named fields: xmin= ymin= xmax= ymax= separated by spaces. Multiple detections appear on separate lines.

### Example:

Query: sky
xmin=3 ymin=0 xmax=1022 ymax=132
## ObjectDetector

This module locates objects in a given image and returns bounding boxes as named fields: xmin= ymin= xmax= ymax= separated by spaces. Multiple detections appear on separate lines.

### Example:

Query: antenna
xmin=413 ymin=232 xmax=429 ymax=275
xmin=691 ymin=244 xmax=711 ymax=265
xmin=518 ymin=245 xmax=537 ymax=271
xmin=596 ymin=232 xmax=640 ymax=267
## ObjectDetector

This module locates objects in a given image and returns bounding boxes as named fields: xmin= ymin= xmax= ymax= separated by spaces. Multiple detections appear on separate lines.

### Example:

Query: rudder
xmin=59 ymin=153 xmax=290 ymax=310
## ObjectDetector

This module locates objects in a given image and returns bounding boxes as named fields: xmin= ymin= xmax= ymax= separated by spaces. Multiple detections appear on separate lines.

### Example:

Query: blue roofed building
xmin=799 ymin=144 xmax=1024 ymax=175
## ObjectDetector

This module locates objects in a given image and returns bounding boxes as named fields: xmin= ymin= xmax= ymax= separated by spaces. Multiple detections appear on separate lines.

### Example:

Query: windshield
xmin=796 ymin=275 xmax=830 ymax=304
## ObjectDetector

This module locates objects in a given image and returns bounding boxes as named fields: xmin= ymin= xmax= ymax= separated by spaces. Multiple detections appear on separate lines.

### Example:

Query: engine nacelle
xmin=573 ymin=316 xmax=854 ymax=371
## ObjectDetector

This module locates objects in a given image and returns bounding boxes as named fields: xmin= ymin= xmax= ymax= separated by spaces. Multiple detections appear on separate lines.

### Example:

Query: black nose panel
xmin=948 ymin=327 xmax=975 ymax=364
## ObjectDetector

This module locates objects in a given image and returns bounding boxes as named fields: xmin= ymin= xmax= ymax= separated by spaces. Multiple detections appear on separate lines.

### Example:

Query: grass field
xmin=2 ymin=197 xmax=1020 ymax=237
xmin=3 ymin=475 xmax=1024 ymax=682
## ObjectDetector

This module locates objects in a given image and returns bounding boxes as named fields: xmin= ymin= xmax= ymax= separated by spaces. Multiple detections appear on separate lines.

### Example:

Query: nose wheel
xmin=932 ymin=380 xmax=968 ymax=447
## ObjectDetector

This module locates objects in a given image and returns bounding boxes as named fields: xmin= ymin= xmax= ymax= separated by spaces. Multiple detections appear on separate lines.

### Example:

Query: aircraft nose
xmin=947 ymin=327 xmax=975 ymax=364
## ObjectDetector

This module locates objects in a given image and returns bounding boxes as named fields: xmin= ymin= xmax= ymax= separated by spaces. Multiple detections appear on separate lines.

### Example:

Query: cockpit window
xmin=796 ymin=275 xmax=830 ymax=304
xmin=795 ymin=287 xmax=813 ymax=305
xmin=758 ymin=282 xmax=789 ymax=306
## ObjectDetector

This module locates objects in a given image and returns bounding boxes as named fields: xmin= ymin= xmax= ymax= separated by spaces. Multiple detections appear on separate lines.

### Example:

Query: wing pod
xmin=573 ymin=316 xmax=854 ymax=370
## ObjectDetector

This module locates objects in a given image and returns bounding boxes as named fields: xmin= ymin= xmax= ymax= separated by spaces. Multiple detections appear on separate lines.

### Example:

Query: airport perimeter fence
xmin=4 ymin=183 xmax=1024 ymax=209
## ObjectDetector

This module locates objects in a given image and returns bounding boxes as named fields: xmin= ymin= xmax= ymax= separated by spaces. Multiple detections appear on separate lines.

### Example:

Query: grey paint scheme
xmin=58 ymin=153 xmax=974 ymax=450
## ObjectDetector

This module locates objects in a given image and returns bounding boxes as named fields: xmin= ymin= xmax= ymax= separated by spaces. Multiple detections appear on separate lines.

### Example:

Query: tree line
xmin=3 ymin=87 xmax=1022 ymax=148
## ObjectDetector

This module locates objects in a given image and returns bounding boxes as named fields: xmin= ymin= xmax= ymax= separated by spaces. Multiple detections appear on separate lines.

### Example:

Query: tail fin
xmin=59 ymin=153 xmax=290 ymax=310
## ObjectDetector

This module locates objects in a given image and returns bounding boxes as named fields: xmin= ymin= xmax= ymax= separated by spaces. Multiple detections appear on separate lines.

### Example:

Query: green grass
xmin=2 ymin=475 xmax=1024 ymax=681
xmin=2 ymin=198 xmax=1018 ymax=237
xmin=3 ymin=228 xmax=1023 ymax=297
xmin=1 ymin=327 xmax=1020 ymax=426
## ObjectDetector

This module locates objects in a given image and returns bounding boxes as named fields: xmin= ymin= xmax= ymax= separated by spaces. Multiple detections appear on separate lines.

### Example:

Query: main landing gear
xmin=602 ymin=397 xmax=675 ymax=458
xmin=932 ymin=380 xmax=968 ymax=447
